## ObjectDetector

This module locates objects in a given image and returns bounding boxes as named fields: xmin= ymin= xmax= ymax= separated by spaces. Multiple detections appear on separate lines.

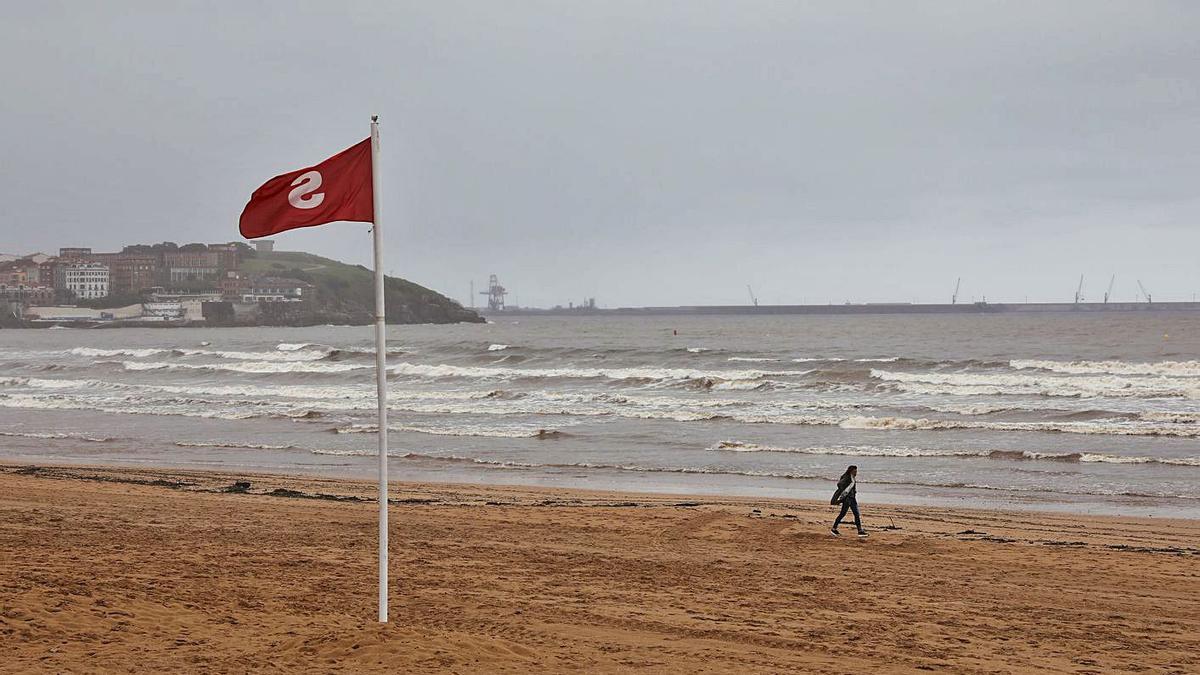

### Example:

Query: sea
xmin=2 ymin=313 xmax=1199 ymax=518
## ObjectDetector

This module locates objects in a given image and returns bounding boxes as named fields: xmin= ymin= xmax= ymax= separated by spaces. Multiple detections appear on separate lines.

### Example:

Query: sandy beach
xmin=1 ymin=463 xmax=1198 ymax=674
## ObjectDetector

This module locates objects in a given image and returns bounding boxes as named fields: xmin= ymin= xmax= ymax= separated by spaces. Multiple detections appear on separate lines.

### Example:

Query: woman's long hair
xmin=840 ymin=465 xmax=857 ymax=481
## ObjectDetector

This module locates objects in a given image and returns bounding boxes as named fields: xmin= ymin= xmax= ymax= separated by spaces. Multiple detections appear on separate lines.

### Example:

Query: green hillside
xmin=242 ymin=250 xmax=481 ymax=324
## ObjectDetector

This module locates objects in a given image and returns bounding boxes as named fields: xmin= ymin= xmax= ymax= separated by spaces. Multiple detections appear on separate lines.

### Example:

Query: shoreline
xmin=5 ymin=461 xmax=1199 ymax=552
xmin=7 ymin=447 xmax=1198 ymax=521
xmin=3 ymin=463 xmax=1198 ymax=672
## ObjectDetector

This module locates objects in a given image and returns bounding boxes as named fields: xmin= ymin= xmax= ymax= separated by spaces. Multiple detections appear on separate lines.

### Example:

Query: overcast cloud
xmin=2 ymin=1 xmax=1198 ymax=306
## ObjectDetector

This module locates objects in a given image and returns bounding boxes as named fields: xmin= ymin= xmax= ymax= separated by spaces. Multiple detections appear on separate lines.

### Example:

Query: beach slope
xmin=1 ymin=465 xmax=1197 ymax=673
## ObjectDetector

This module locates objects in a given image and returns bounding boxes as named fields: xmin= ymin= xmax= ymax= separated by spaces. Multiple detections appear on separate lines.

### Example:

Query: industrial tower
xmin=480 ymin=274 xmax=507 ymax=311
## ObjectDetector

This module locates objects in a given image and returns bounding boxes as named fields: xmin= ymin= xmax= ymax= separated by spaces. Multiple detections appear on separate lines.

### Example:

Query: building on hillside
xmin=0 ymin=260 xmax=33 ymax=287
xmin=58 ymin=247 xmax=93 ymax=260
xmin=161 ymin=245 xmax=239 ymax=286
xmin=39 ymin=258 xmax=61 ymax=289
xmin=101 ymin=254 xmax=158 ymax=294
xmin=220 ymin=270 xmax=249 ymax=300
xmin=0 ymin=285 xmax=56 ymax=306
xmin=16 ymin=258 xmax=47 ymax=286
xmin=162 ymin=250 xmax=221 ymax=285
xmin=241 ymin=277 xmax=314 ymax=303
xmin=254 ymin=240 xmax=275 ymax=254
xmin=61 ymin=263 xmax=110 ymax=299
xmin=0 ymin=255 xmax=55 ymax=287
xmin=0 ymin=257 xmax=57 ymax=306
xmin=207 ymin=243 xmax=239 ymax=271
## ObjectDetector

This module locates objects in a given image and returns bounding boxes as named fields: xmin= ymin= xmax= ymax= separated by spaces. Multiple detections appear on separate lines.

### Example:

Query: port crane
xmin=746 ymin=285 xmax=758 ymax=307
xmin=951 ymin=278 xmax=961 ymax=305
xmin=1073 ymin=275 xmax=1084 ymax=304
xmin=1137 ymin=280 xmax=1152 ymax=304
xmin=479 ymin=274 xmax=507 ymax=311
xmin=1103 ymin=275 xmax=1115 ymax=304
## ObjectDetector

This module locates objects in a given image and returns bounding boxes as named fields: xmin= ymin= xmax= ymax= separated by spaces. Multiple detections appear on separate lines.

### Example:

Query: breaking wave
xmin=120 ymin=360 xmax=370 ymax=374
xmin=834 ymin=414 xmax=1200 ymax=438
xmin=334 ymin=424 xmax=569 ymax=439
xmin=711 ymin=441 xmax=1200 ymax=466
xmin=1012 ymin=359 xmax=1200 ymax=378
xmin=174 ymin=441 xmax=299 ymax=450
xmin=69 ymin=346 xmax=332 ymax=362
xmin=69 ymin=347 xmax=167 ymax=358
xmin=387 ymin=362 xmax=793 ymax=385
xmin=0 ymin=430 xmax=114 ymax=443
xmin=871 ymin=369 xmax=1200 ymax=399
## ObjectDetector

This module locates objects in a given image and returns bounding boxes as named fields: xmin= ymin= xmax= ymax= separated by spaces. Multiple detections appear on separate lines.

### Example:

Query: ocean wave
xmin=276 ymin=342 xmax=325 ymax=351
xmin=6 ymin=372 xmax=1198 ymax=438
xmin=71 ymin=345 xmax=333 ymax=362
xmin=835 ymin=414 xmax=1200 ymax=438
xmin=0 ymin=394 xmax=260 ymax=420
xmin=871 ymin=368 xmax=1200 ymax=399
xmin=487 ymin=344 xmax=510 ymax=351
xmin=176 ymin=348 xmax=330 ymax=362
xmin=1012 ymin=359 xmax=1200 ymax=378
xmin=311 ymin=451 xmax=830 ymax=481
xmin=712 ymin=441 xmax=965 ymax=458
xmin=711 ymin=441 xmax=1200 ymax=466
xmin=174 ymin=441 xmax=299 ymax=450
xmin=0 ymin=376 xmax=101 ymax=390
xmin=275 ymin=342 xmax=407 ymax=357
xmin=69 ymin=347 xmax=167 ymax=358
xmin=333 ymin=424 xmax=570 ymax=439
xmin=925 ymin=403 xmax=1026 ymax=416
xmin=387 ymin=362 xmax=794 ymax=385
xmin=0 ymin=430 xmax=113 ymax=443
xmin=120 ymin=360 xmax=370 ymax=374
xmin=1140 ymin=411 xmax=1200 ymax=424
xmin=788 ymin=356 xmax=904 ymax=364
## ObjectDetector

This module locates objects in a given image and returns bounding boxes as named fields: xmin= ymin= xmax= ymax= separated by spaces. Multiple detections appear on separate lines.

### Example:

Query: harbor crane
xmin=746 ymin=285 xmax=758 ymax=307
xmin=1138 ymin=280 xmax=1152 ymax=304
xmin=1074 ymin=275 xmax=1084 ymax=304
xmin=1103 ymin=275 xmax=1115 ymax=304
xmin=952 ymin=277 xmax=961 ymax=304
xmin=479 ymin=274 xmax=507 ymax=311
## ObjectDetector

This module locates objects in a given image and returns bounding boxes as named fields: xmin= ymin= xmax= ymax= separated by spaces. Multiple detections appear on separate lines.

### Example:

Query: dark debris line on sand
xmin=10 ymin=465 xmax=195 ymax=490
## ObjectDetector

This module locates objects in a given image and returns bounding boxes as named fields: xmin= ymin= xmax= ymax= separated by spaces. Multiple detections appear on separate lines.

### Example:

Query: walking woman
xmin=830 ymin=465 xmax=867 ymax=537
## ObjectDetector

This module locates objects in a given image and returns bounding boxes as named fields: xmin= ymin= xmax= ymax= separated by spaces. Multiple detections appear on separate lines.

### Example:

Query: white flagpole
xmin=370 ymin=115 xmax=389 ymax=623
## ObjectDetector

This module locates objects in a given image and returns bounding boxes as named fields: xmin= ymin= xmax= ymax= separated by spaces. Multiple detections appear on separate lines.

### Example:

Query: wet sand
xmin=1 ymin=463 xmax=1198 ymax=673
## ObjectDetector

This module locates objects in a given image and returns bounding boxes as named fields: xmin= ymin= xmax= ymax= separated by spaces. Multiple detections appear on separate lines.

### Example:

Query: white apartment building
xmin=63 ymin=263 xmax=110 ymax=299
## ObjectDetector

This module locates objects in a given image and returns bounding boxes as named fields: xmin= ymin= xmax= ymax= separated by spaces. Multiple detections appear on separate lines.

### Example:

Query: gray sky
xmin=2 ymin=1 xmax=1198 ymax=307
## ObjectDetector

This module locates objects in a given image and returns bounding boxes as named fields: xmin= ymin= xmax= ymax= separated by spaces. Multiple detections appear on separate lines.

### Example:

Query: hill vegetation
xmin=241 ymin=250 xmax=482 ymax=325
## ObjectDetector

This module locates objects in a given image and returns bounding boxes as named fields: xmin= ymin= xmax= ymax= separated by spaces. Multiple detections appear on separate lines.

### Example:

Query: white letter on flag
xmin=288 ymin=170 xmax=325 ymax=209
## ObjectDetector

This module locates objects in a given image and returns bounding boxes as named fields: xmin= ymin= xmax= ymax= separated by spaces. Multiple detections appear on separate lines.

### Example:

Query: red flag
xmin=239 ymin=138 xmax=374 ymax=239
